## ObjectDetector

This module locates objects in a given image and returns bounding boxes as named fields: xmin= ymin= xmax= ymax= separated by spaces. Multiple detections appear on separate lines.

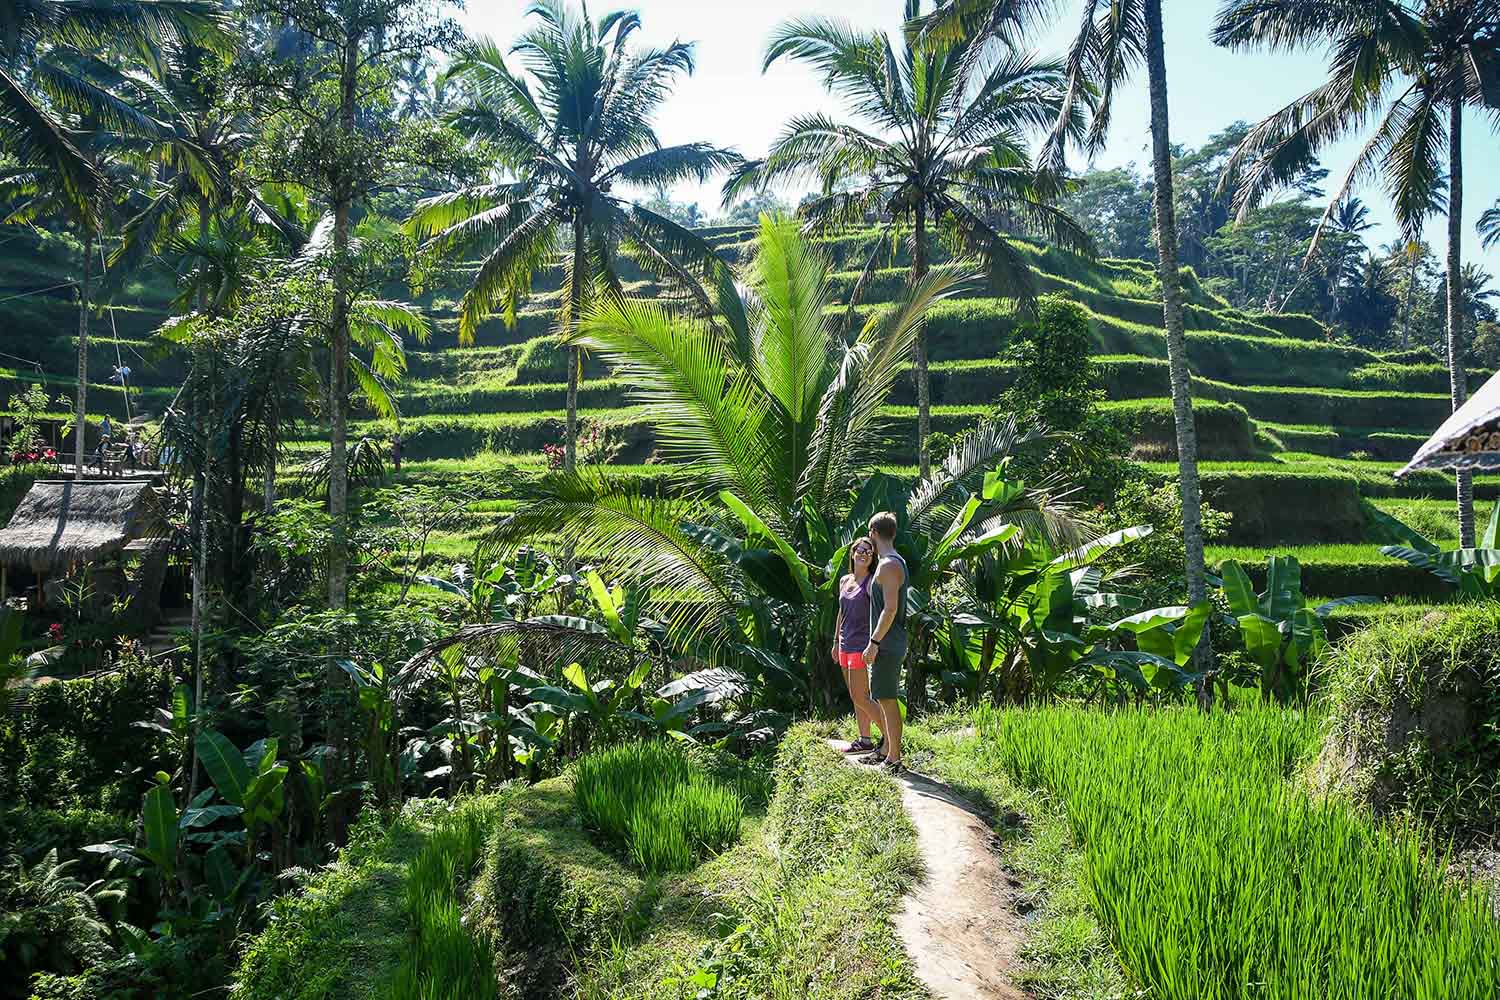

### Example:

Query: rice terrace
xmin=5 ymin=0 xmax=1500 ymax=997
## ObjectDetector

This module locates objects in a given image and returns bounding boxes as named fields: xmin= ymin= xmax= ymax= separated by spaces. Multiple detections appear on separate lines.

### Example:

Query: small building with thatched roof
xmin=0 ymin=480 xmax=168 ymax=622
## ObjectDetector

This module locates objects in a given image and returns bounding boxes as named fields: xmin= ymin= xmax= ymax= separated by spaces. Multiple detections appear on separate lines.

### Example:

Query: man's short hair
xmin=868 ymin=511 xmax=898 ymax=541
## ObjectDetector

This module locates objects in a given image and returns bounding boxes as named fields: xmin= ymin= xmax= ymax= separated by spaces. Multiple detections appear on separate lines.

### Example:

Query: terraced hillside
xmin=5 ymin=224 xmax=1491 ymax=600
xmin=376 ymin=224 xmax=1493 ymax=601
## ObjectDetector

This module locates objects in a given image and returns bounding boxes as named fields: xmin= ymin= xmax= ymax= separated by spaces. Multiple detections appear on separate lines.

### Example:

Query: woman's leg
xmin=844 ymin=665 xmax=879 ymax=739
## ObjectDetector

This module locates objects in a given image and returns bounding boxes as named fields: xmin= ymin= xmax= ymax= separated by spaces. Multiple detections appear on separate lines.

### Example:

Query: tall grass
xmin=971 ymin=705 xmax=1500 ymax=999
xmin=574 ymin=741 xmax=743 ymax=874
xmin=390 ymin=804 xmax=496 ymax=1000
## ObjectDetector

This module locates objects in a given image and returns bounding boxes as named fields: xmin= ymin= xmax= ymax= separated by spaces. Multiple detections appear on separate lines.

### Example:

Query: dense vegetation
xmin=2 ymin=0 xmax=1499 ymax=997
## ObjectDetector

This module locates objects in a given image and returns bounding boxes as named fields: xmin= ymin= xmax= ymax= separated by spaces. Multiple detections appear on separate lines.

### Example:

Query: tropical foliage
xmin=409 ymin=1 xmax=740 ymax=468
xmin=728 ymin=0 xmax=1094 ymax=476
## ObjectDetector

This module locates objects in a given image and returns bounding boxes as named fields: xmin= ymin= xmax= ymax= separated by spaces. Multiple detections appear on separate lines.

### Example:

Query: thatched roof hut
xmin=0 ymin=481 xmax=160 ymax=573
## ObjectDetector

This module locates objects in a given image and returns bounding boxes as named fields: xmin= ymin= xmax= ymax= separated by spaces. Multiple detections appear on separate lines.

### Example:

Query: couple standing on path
xmin=833 ymin=511 xmax=909 ymax=775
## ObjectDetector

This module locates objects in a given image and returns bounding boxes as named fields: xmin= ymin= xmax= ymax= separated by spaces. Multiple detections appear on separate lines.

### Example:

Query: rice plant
xmin=971 ymin=704 xmax=1500 ymax=999
xmin=574 ymin=740 xmax=744 ymax=874
xmin=390 ymin=805 xmax=496 ymax=1000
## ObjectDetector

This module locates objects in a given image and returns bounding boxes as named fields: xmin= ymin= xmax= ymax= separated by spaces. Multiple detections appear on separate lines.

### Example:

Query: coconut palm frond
xmin=907 ymin=415 xmax=1034 ymax=534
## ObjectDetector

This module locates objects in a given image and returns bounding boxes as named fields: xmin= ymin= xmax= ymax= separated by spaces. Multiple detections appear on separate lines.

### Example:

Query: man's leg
xmin=878 ymin=698 xmax=902 ymax=764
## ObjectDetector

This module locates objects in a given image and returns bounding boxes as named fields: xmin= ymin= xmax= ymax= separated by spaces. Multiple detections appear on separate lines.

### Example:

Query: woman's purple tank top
xmin=838 ymin=574 xmax=872 ymax=652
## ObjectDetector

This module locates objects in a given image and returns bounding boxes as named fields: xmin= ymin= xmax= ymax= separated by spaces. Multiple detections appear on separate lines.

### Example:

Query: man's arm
xmin=863 ymin=562 xmax=900 ymax=665
xmin=872 ymin=564 xmax=900 ymax=642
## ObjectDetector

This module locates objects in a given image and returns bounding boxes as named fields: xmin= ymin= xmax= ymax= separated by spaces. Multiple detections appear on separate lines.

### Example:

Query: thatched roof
xmin=0 ymin=481 xmax=159 ymax=572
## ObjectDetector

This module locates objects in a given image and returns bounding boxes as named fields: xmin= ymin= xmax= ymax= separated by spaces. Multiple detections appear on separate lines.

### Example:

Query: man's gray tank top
xmin=869 ymin=551 xmax=909 ymax=657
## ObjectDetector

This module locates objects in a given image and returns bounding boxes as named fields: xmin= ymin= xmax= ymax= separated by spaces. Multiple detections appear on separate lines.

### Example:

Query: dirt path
xmin=829 ymin=740 xmax=1028 ymax=1000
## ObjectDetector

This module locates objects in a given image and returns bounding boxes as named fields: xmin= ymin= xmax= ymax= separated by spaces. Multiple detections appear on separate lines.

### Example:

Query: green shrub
xmin=975 ymin=703 xmax=1500 ymax=1000
xmin=0 ymin=463 xmax=49 ymax=524
xmin=1099 ymin=479 xmax=1233 ymax=608
xmin=0 ymin=808 xmax=130 ymax=873
xmin=574 ymin=740 xmax=743 ymax=874
xmin=0 ymin=654 xmax=174 ymax=813
xmin=1319 ymin=603 xmax=1500 ymax=841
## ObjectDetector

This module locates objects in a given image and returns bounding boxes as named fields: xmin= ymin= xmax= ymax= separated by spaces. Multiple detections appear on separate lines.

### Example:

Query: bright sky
xmin=460 ymin=1 xmax=1499 ymax=271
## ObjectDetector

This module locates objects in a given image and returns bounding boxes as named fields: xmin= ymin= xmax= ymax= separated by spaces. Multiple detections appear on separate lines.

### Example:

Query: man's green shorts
xmin=870 ymin=643 xmax=906 ymax=701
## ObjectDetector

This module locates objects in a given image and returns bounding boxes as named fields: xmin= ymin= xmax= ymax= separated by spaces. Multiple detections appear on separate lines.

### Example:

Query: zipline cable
xmin=100 ymin=243 xmax=132 ymax=425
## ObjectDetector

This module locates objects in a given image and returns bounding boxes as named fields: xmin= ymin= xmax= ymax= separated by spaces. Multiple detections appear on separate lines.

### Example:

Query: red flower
xmin=48 ymin=623 xmax=63 ymax=642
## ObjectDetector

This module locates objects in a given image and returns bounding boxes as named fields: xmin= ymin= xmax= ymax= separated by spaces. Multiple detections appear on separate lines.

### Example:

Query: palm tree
xmin=1454 ymin=262 xmax=1500 ymax=344
xmin=1325 ymin=196 xmax=1375 ymax=323
xmin=478 ymin=217 xmax=1084 ymax=710
xmin=0 ymin=0 xmax=228 ymax=229
xmin=1213 ymin=0 xmax=1500 ymax=547
xmin=0 ymin=2 xmax=228 ymax=474
xmin=407 ymin=2 xmax=741 ymax=470
xmin=1479 ymin=197 xmax=1500 ymax=249
xmin=3 ymin=141 xmax=116 ymax=473
xmin=915 ymin=0 xmax=1214 ymax=640
xmin=727 ymin=0 xmax=1095 ymax=479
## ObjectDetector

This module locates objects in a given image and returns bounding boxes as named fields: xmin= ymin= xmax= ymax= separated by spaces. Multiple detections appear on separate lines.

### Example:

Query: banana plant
xmin=1371 ymin=503 xmax=1500 ymax=597
xmin=1218 ymin=556 xmax=1374 ymax=703
xmin=525 ymin=659 xmax=654 ymax=754
xmin=193 ymin=729 xmax=288 ymax=860
xmin=338 ymin=658 xmax=414 ymax=813
xmin=713 ymin=457 xmax=1049 ymax=712
xmin=1087 ymin=602 xmax=1214 ymax=694
xmin=958 ymin=526 xmax=1143 ymax=696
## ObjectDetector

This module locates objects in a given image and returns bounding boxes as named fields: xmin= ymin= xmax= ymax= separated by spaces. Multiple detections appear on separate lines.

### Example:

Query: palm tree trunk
xmin=188 ymin=200 xmax=211 ymax=801
xmin=1145 ymin=0 xmax=1209 ymax=680
xmin=264 ymin=395 xmax=278 ymax=514
xmin=1401 ymin=245 xmax=1417 ymax=349
xmin=1447 ymin=93 xmax=1473 ymax=547
xmin=328 ymin=37 xmax=358 ymax=610
xmin=74 ymin=234 xmax=92 ymax=473
xmin=913 ymin=202 xmax=932 ymax=479
xmin=565 ymin=216 xmax=584 ymax=472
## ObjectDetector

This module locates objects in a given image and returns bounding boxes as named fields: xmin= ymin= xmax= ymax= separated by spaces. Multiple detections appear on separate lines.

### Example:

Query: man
xmin=861 ymin=510 xmax=909 ymax=774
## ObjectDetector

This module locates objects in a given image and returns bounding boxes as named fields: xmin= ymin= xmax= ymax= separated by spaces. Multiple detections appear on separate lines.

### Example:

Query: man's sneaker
xmin=880 ymin=760 xmax=906 ymax=776
xmin=842 ymin=737 xmax=874 ymax=754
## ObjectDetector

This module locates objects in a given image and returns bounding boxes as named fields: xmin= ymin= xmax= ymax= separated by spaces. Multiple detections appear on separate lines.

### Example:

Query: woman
xmin=833 ymin=537 xmax=883 ymax=754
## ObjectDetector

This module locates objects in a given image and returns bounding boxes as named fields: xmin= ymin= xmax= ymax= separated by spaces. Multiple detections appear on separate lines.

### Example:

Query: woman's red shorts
xmin=838 ymin=650 xmax=866 ymax=670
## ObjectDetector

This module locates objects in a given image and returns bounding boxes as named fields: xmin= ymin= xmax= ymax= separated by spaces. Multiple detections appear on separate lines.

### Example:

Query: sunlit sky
xmin=460 ymin=1 xmax=1498 ymax=270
